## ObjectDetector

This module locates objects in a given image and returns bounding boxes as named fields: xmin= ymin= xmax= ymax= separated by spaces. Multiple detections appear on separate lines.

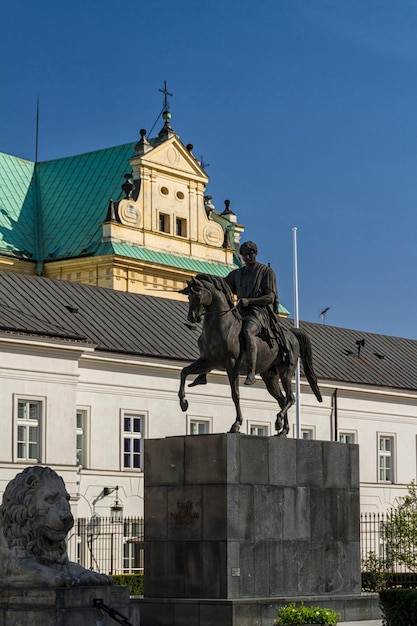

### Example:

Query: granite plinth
xmin=144 ymin=434 xmax=361 ymax=602
xmin=136 ymin=594 xmax=381 ymax=626
xmin=0 ymin=585 xmax=137 ymax=626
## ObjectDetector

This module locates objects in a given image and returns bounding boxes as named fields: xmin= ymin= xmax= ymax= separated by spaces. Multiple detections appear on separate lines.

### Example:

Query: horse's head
xmin=183 ymin=277 xmax=213 ymax=324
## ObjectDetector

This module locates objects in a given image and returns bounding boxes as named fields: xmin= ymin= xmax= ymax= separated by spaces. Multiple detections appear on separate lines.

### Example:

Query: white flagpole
xmin=292 ymin=227 xmax=301 ymax=439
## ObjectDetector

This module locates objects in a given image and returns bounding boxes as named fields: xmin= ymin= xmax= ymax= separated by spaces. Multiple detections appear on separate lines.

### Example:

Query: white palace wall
xmin=0 ymin=335 xmax=415 ymax=518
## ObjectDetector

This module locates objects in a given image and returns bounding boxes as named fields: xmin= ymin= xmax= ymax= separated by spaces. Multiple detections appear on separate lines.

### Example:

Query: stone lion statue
xmin=0 ymin=466 xmax=113 ymax=587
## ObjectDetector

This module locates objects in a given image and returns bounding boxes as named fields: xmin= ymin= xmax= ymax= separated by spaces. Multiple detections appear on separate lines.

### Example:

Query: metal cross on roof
xmin=159 ymin=80 xmax=173 ymax=111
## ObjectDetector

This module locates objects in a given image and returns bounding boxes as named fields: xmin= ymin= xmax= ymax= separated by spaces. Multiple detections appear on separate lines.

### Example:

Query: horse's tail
xmin=290 ymin=328 xmax=322 ymax=402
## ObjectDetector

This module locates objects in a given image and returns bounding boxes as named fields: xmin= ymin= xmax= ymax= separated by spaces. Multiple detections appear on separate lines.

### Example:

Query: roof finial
xmin=159 ymin=80 xmax=173 ymax=115
xmin=221 ymin=199 xmax=237 ymax=224
xmin=154 ymin=81 xmax=176 ymax=144
xmin=134 ymin=128 xmax=152 ymax=156
xmin=222 ymin=199 xmax=235 ymax=216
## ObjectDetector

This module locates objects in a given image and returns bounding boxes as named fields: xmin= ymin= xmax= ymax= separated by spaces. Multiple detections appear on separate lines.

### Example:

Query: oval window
xmin=176 ymin=191 xmax=185 ymax=200
xmin=160 ymin=186 xmax=169 ymax=195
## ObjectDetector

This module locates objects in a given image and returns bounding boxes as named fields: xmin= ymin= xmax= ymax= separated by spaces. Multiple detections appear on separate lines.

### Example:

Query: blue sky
xmin=2 ymin=1 xmax=417 ymax=339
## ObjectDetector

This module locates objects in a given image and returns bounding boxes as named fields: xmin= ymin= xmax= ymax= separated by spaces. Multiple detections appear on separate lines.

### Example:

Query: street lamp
xmin=103 ymin=486 xmax=124 ymax=523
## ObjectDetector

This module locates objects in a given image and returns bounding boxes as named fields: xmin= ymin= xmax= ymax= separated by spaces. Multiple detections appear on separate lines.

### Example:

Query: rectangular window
xmin=123 ymin=519 xmax=144 ymax=573
xmin=175 ymin=217 xmax=187 ymax=237
xmin=17 ymin=400 xmax=41 ymax=461
xmin=159 ymin=213 xmax=170 ymax=233
xmin=249 ymin=423 xmax=269 ymax=436
xmin=189 ymin=419 xmax=210 ymax=435
xmin=76 ymin=409 xmax=87 ymax=467
xmin=339 ymin=432 xmax=356 ymax=444
xmin=379 ymin=435 xmax=395 ymax=483
xmin=123 ymin=415 xmax=143 ymax=470
xmin=301 ymin=428 xmax=314 ymax=440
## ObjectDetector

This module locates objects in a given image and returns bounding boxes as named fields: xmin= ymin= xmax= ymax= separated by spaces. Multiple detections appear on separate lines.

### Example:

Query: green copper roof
xmin=0 ymin=144 xmax=136 ymax=263
xmin=0 ymin=152 xmax=36 ymax=258
xmin=94 ymin=241 xmax=239 ymax=275
xmin=38 ymin=143 xmax=136 ymax=260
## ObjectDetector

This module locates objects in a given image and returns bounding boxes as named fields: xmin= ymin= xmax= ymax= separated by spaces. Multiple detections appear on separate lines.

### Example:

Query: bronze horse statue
xmin=178 ymin=274 xmax=322 ymax=435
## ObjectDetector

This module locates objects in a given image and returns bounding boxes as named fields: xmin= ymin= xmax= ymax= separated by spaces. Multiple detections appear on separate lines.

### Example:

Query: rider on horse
xmin=225 ymin=241 xmax=288 ymax=385
xmin=188 ymin=241 xmax=289 ymax=388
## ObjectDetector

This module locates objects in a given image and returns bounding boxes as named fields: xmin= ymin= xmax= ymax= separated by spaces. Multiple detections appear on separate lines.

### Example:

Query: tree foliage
xmin=361 ymin=551 xmax=389 ymax=591
xmin=382 ymin=481 xmax=417 ymax=571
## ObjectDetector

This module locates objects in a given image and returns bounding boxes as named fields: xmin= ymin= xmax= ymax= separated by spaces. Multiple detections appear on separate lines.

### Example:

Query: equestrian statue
xmin=178 ymin=241 xmax=322 ymax=436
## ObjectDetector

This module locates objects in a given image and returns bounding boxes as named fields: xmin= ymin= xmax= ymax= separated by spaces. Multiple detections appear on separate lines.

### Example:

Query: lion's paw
xmin=80 ymin=571 xmax=113 ymax=586
xmin=48 ymin=572 xmax=80 ymax=588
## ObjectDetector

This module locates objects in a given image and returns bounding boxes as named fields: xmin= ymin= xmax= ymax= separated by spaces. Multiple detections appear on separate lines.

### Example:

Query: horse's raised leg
xmin=179 ymin=358 xmax=211 ymax=412
xmin=275 ymin=413 xmax=290 ymax=437
xmin=274 ymin=369 xmax=295 ymax=436
xmin=227 ymin=360 xmax=243 ymax=433
xmin=260 ymin=371 xmax=290 ymax=436
xmin=188 ymin=373 xmax=207 ymax=387
xmin=188 ymin=335 xmax=208 ymax=387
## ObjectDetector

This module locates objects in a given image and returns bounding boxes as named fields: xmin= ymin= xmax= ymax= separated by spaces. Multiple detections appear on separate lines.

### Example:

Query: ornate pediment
xmin=101 ymin=121 xmax=239 ymax=273
xmin=130 ymin=136 xmax=207 ymax=182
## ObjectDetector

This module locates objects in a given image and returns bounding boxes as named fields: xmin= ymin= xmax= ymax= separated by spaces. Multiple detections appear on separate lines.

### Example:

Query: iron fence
xmin=361 ymin=511 xmax=417 ymax=588
xmin=67 ymin=516 xmax=144 ymax=576
xmin=361 ymin=512 xmax=390 ymax=566
xmin=360 ymin=511 xmax=416 ymax=572
xmin=66 ymin=513 xmax=416 ymax=582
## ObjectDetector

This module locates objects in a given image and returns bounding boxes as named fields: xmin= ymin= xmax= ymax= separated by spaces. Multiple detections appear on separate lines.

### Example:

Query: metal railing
xmin=361 ymin=511 xmax=411 ymax=571
xmin=67 ymin=512 xmax=415 ymax=583
xmin=67 ymin=516 xmax=144 ymax=576
xmin=361 ymin=511 xmax=417 ymax=588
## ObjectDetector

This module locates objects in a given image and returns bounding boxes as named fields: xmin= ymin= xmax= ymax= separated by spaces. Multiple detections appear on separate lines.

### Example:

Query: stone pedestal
xmin=142 ymin=434 xmax=362 ymax=625
xmin=0 ymin=585 xmax=138 ymax=626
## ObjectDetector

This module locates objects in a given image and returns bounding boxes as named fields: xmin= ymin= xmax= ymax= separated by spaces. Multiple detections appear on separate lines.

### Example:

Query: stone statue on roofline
xmin=0 ymin=466 xmax=113 ymax=587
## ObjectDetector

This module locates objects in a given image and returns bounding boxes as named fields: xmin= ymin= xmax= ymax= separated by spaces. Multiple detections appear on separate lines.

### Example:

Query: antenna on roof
xmin=35 ymin=96 xmax=40 ymax=163
xmin=319 ymin=306 xmax=330 ymax=324
xmin=356 ymin=338 xmax=365 ymax=358
xmin=200 ymin=155 xmax=210 ymax=169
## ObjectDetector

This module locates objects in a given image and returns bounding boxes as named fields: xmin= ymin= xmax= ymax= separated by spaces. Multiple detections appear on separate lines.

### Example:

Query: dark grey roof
xmin=290 ymin=319 xmax=417 ymax=391
xmin=0 ymin=271 xmax=197 ymax=360
xmin=0 ymin=271 xmax=416 ymax=392
xmin=0 ymin=304 xmax=90 ymax=343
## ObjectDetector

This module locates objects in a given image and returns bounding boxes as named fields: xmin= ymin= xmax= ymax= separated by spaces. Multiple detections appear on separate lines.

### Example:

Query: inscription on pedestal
xmin=170 ymin=500 xmax=200 ymax=525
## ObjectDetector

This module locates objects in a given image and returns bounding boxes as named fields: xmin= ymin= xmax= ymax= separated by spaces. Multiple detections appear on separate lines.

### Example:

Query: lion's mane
xmin=0 ymin=466 xmax=69 ymax=565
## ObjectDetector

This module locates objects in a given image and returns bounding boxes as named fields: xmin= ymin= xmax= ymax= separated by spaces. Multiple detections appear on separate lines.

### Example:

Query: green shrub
xmin=110 ymin=573 xmax=144 ymax=595
xmin=381 ymin=481 xmax=417 ymax=572
xmin=362 ymin=551 xmax=390 ymax=591
xmin=275 ymin=602 xmax=340 ymax=625
xmin=379 ymin=589 xmax=417 ymax=626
